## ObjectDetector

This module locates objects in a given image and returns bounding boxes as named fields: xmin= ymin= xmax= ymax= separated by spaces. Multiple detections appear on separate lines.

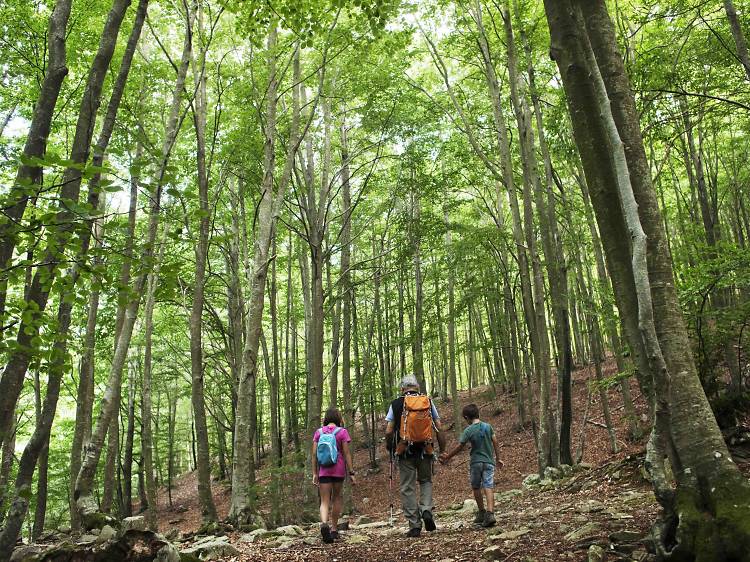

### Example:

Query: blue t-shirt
xmin=460 ymin=421 xmax=495 ymax=465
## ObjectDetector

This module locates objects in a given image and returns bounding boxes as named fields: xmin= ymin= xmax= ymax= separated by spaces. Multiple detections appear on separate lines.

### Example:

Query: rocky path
xmin=181 ymin=456 xmax=659 ymax=562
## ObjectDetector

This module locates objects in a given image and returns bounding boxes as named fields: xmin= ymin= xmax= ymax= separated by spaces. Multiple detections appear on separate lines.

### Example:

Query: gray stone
xmin=302 ymin=536 xmax=320 ymax=546
xmin=575 ymin=499 xmax=606 ymax=513
xmin=354 ymin=515 xmax=374 ymax=525
xmin=522 ymin=474 xmax=541 ymax=488
xmin=96 ymin=525 xmax=117 ymax=543
xmin=565 ymin=522 xmax=602 ymax=542
xmin=239 ymin=528 xmax=278 ymax=542
xmin=491 ymin=527 xmax=530 ymax=540
xmin=10 ymin=545 xmax=44 ymax=562
xmin=461 ymin=498 xmax=479 ymax=512
xmin=482 ymin=545 xmax=505 ymax=560
xmin=610 ymin=530 xmax=642 ymax=543
xmin=494 ymin=489 xmax=523 ymax=503
xmin=353 ymin=521 xmax=389 ymax=529
xmin=78 ymin=534 xmax=98 ymax=544
xmin=155 ymin=543 xmax=181 ymax=562
xmin=164 ymin=528 xmax=181 ymax=541
xmin=181 ymin=538 xmax=240 ymax=560
xmin=543 ymin=466 xmax=562 ymax=481
xmin=559 ymin=464 xmax=574 ymax=476
xmin=121 ymin=516 xmax=146 ymax=532
xmin=346 ymin=534 xmax=370 ymax=544
xmin=608 ymin=512 xmax=635 ymax=520
xmin=275 ymin=524 xmax=304 ymax=537
xmin=57 ymin=525 xmax=72 ymax=535
xmin=588 ymin=544 xmax=605 ymax=562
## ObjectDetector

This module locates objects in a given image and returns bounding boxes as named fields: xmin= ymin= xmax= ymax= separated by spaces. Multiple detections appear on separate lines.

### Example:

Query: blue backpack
xmin=316 ymin=426 xmax=342 ymax=467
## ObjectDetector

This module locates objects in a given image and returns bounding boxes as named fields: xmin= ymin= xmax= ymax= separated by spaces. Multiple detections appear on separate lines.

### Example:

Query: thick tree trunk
xmin=546 ymin=1 xmax=750 ymax=558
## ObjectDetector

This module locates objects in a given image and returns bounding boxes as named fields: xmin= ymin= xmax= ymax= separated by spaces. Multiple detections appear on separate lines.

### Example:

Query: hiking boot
xmin=473 ymin=509 xmax=486 ymax=525
xmin=405 ymin=527 xmax=422 ymax=538
xmin=422 ymin=510 xmax=436 ymax=532
xmin=482 ymin=511 xmax=496 ymax=528
xmin=321 ymin=523 xmax=333 ymax=543
xmin=330 ymin=530 xmax=340 ymax=541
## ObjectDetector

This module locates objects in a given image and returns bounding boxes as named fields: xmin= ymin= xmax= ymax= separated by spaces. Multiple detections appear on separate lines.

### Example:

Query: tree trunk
xmin=0 ymin=0 xmax=132 ymax=455
xmin=411 ymin=191 xmax=426 ymax=391
xmin=0 ymin=0 xmax=72 ymax=321
xmin=545 ymin=1 xmax=750 ymax=557
xmin=724 ymin=0 xmax=750 ymax=81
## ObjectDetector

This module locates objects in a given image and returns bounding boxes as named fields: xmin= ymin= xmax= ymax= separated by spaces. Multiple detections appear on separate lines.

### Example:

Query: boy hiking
xmin=439 ymin=403 xmax=503 ymax=528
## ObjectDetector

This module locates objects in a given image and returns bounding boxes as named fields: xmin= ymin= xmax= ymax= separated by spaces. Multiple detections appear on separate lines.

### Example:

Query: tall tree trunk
xmin=122 ymin=362 xmax=137 ymax=517
xmin=190 ymin=10 xmax=218 ymax=522
xmin=0 ymin=0 xmax=132 ymax=455
xmin=545 ymin=1 xmax=750 ymax=557
xmin=724 ymin=0 xmax=750 ymax=81
xmin=445 ymin=212 xmax=461 ymax=438
xmin=411 ymin=191 xmax=426 ymax=391
xmin=0 ymin=0 xmax=72 ymax=321
xmin=75 ymin=2 xmax=194 ymax=527
xmin=230 ymin=31 xmax=301 ymax=526
xmin=340 ymin=120 xmax=353 ymax=423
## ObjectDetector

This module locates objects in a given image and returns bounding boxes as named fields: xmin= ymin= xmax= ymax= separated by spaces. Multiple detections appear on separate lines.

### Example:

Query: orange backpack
xmin=397 ymin=394 xmax=434 ymax=455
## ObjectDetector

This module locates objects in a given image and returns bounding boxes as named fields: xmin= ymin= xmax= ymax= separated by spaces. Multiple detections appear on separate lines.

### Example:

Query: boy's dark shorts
xmin=469 ymin=462 xmax=495 ymax=489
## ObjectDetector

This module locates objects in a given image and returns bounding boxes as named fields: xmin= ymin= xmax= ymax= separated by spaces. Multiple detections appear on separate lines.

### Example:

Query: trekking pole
xmin=388 ymin=433 xmax=395 ymax=526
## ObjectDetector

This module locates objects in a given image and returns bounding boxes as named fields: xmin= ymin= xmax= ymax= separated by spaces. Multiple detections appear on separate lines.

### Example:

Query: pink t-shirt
xmin=313 ymin=425 xmax=351 ymax=478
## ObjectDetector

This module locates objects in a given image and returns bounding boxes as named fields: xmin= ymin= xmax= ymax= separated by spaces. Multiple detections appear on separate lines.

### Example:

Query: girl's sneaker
xmin=321 ymin=523 xmax=333 ymax=543
xmin=330 ymin=529 xmax=340 ymax=540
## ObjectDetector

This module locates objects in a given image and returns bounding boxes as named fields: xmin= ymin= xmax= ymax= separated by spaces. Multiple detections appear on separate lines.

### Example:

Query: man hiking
xmin=385 ymin=375 xmax=446 ymax=537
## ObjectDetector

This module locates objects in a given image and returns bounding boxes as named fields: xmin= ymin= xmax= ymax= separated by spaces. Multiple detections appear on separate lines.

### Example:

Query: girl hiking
xmin=311 ymin=407 xmax=357 ymax=543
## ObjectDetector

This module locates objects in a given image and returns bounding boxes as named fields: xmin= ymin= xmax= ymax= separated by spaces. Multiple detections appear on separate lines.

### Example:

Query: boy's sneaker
xmin=422 ymin=510 xmax=436 ymax=532
xmin=405 ymin=527 xmax=421 ymax=537
xmin=320 ymin=523 xmax=333 ymax=543
xmin=473 ymin=509 xmax=487 ymax=525
xmin=482 ymin=511 xmax=496 ymax=528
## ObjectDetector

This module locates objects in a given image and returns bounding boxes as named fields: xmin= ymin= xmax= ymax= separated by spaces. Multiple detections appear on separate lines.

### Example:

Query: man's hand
xmin=496 ymin=459 xmax=504 ymax=469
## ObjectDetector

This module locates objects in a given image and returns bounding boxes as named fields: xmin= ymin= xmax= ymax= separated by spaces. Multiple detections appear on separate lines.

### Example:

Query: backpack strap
xmin=331 ymin=427 xmax=342 ymax=437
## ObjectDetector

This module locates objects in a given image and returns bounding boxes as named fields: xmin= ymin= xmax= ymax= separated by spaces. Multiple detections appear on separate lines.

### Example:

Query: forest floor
xmin=155 ymin=357 xmax=698 ymax=561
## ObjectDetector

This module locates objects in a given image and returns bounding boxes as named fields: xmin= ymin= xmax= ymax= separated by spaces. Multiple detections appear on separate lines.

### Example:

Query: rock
xmin=90 ymin=528 xmax=101 ymax=536
xmin=346 ymin=533 xmax=370 ymax=544
xmin=303 ymin=536 xmax=320 ymax=546
xmin=181 ymin=537 xmax=240 ymax=560
xmin=587 ymin=544 xmax=605 ymax=562
xmin=156 ymin=543 xmax=181 ymax=562
xmin=608 ymin=512 xmax=635 ymax=520
xmin=78 ymin=534 xmax=98 ymax=544
xmin=575 ymin=499 xmax=606 ymax=513
xmin=275 ymin=524 xmax=304 ymax=537
xmin=354 ymin=515 xmax=374 ymax=525
xmin=522 ymin=474 xmax=541 ymax=488
xmin=239 ymin=528 xmax=280 ymax=542
xmin=610 ymin=530 xmax=642 ymax=543
xmin=164 ymin=528 xmax=181 ymax=541
xmin=437 ymin=559 xmax=455 ymax=562
xmin=574 ymin=462 xmax=593 ymax=472
xmin=482 ymin=545 xmax=505 ymax=560
xmin=57 ymin=525 xmax=72 ymax=535
xmin=96 ymin=525 xmax=117 ymax=543
xmin=544 ymin=466 xmax=562 ymax=481
xmin=10 ymin=545 xmax=44 ymax=562
xmin=122 ymin=516 xmax=147 ymax=532
xmin=353 ymin=521 xmax=390 ymax=529
xmin=494 ymin=489 xmax=523 ymax=503
xmin=565 ymin=522 xmax=602 ymax=542
xmin=491 ymin=527 xmax=530 ymax=540
xmin=273 ymin=536 xmax=296 ymax=548
xmin=559 ymin=464 xmax=574 ymax=476
xmin=459 ymin=499 xmax=479 ymax=513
